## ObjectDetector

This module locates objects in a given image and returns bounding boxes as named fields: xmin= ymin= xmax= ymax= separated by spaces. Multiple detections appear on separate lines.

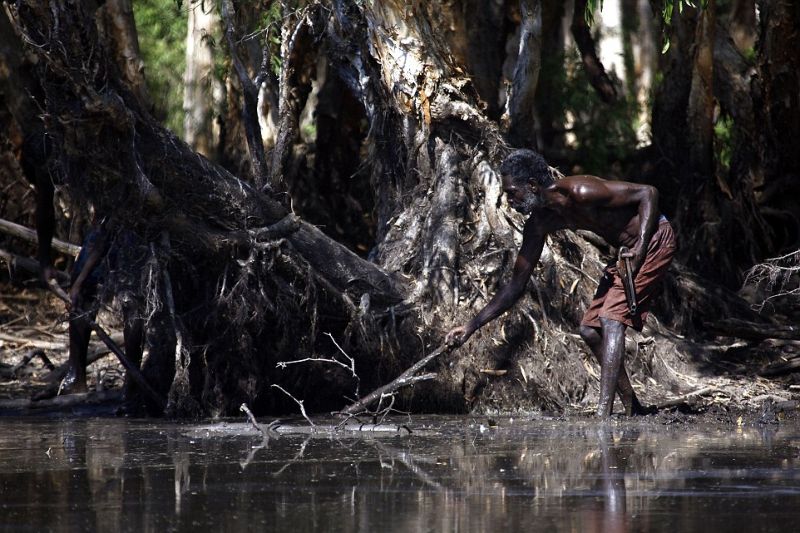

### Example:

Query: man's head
xmin=499 ymin=149 xmax=553 ymax=214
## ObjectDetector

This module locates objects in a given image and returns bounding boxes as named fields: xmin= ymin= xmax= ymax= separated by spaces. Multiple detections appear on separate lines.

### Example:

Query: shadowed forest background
xmin=1 ymin=0 xmax=799 ymax=417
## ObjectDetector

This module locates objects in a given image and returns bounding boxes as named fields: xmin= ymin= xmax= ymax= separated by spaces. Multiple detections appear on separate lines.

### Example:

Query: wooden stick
xmin=0 ymin=332 xmax=65 ymax=350
xmin=342 ymin=344 xmax=450 ymax=415
xmin=0 ymin=218 xmax=81 ymax=256
xmin=655 ymin=386 xmax=719 ymax=409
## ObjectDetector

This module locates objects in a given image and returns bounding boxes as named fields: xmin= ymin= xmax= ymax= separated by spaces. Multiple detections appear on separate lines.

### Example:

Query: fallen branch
xmin=240 ymin=403 xmax=274 ymax=439
xmin=276 ymin=332 xmax=360 ymax=397
xmin=0 ymin=332 xmax=65 ymax=350
xmin=656 ymin=386 xmax=719 ymax=409
xmin=0 ymin=248 xmax=70 ymax=282
xmin=342 ymin=343 xmax=450 ymax=415
xmin=0 ymin=218 xmax=81 ymax=256
xmin=271 ymin=384 xmax=315 ymax=429
xmin=11 ymin=348 xmax=55 ymax=375
xmin=42 ymin=337 xmax=120 ymax=383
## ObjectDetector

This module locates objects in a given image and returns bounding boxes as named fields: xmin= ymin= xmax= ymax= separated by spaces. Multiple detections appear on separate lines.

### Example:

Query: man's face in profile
xmin=502 ymin=176 xmax=543 ymax=214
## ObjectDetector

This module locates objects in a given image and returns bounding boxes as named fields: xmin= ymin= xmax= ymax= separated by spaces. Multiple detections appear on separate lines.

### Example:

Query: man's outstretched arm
xmin=446 ymin=221 xmax=546 ymax=346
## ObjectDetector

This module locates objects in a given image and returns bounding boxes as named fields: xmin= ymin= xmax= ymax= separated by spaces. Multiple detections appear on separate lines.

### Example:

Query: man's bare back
xmin=510 ymin=175 xmax=660 ymax=272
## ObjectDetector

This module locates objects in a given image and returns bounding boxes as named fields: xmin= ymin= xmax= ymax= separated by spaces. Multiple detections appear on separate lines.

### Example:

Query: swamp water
xmin=1 ymin=415 xmax=799 ymax=532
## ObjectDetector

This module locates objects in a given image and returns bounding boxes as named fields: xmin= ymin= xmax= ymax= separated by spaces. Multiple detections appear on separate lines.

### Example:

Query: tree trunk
xmin=97 ymin=0 xmax=152 ymax=112
xmin=535 ymin=0 xmax=566 ymax=152
xmin=622 ymin=0 xmax=657 ymax=143
xmin=757 ymin=0 xmax=800 ymax=185
xmin=571 ymin=0 xmax=618 ymax=103
xmin=502 ymin=0 xmax=543 ymax=148
xmin=687 ymin=0 xmax=715 ymax=178
xmin=183 ymin=0 xmax=222 ymax=159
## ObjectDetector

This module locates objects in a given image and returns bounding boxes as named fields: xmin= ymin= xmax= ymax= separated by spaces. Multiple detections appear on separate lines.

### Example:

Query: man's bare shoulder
xmin=548 ymin=174 xmax=613 ymax=205
xmin=557 ymin=174 xmax=608 ymax=191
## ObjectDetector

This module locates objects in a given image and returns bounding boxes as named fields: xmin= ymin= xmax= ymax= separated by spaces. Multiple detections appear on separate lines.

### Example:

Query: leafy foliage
xmin=133 ymin=0 xmax=188 ymax=135
xmin=559 ymin=47 xmax=639 ymax=174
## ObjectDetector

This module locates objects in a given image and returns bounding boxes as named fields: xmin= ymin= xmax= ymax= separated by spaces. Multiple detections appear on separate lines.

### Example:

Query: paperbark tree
xmin=184 ymin=0 xmax=223 ymax=159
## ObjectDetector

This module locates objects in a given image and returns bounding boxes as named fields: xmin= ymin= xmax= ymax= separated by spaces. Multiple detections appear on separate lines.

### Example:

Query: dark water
xmin=1 ymin=415 xmax=799 ymax=532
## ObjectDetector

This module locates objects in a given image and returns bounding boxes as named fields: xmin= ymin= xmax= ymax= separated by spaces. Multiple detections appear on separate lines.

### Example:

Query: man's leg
xmin=580 ymin=324 xmax=649 ymax=416
xmin=596 ymin=318 xmax=629 ymax=417
xmin=119 ymin=294 xmax=146 ymax=414
xmin=63 ymin=310 xmax=93 ymax=394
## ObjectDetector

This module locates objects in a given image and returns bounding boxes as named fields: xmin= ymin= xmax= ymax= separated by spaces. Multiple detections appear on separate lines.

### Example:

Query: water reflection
xmin=1 ymin=417 xmax=799 ymax=531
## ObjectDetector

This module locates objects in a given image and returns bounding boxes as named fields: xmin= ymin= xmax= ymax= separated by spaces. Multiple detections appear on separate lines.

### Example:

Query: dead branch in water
xmin=342 ymin=344 xmax=451 ymax=415
xmin=271 ymin=384 xmax=315 ymax=429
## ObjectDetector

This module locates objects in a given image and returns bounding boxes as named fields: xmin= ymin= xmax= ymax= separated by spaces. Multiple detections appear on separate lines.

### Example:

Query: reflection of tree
xmin=3 ymin=420 xmax=800 ymax=530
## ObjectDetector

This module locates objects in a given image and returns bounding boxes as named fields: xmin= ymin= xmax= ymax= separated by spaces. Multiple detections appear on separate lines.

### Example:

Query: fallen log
xmin=0 ymin=218 xmax=81 ymax=257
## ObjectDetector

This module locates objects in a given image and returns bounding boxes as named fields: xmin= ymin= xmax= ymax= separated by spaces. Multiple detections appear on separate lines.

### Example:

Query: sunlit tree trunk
xmin=97 ymin=0 xmax=152 ymax=111
xmin=183 ymin=0 xmax=222 ymax=159
xmin=502 ymin=0 xmax=542 ymax=147
xmin=622 ymin=0 xmax=657 ymax=143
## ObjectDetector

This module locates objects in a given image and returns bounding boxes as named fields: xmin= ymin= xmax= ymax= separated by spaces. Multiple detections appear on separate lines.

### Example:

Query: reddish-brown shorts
xmin=581 ymin=218 xmax=676 ymax=331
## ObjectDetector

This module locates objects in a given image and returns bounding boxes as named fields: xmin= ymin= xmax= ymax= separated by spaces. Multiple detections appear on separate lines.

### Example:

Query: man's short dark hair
xmin=500 ymin=149 xmax=553 ymax=187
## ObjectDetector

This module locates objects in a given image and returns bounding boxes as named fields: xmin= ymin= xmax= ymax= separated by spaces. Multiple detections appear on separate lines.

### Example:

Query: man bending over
xmin=446 ymin=149 xmax=676 ymax=417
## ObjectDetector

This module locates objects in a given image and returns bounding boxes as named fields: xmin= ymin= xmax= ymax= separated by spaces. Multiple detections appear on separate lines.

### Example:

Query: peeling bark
xmin=183 ymin=0 xmax=221 ymax=159
xmin=269 ymin=7 xmax=316 ymax=191
xmin=502 ymin=0 xmax=542 ymax=147
xmin=220 ymin=0 xmax=269 ymax=188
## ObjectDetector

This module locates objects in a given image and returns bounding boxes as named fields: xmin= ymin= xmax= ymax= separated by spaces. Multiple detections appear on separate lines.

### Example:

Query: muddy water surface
xmin=1 ymin=415 xmax=799 ymax=532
